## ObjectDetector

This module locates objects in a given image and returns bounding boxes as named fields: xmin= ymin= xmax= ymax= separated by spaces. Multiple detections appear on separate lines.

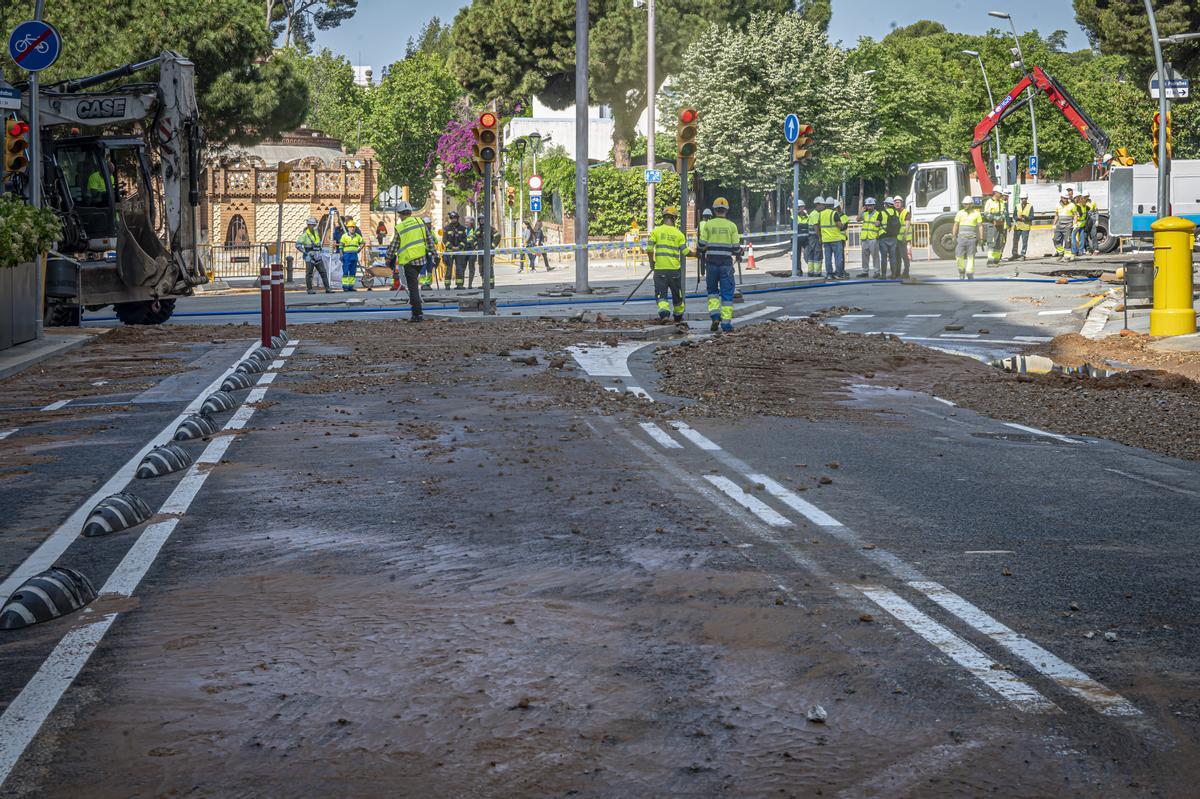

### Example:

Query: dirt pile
xmin=1037 ymin=332 xmax=1200 ymax=382
xmin=655 ymin=318 xmax=1200 ymax=460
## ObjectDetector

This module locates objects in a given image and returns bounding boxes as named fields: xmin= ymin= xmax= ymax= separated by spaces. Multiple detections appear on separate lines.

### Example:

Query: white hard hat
xmin=306 ymin=216 xmax=318 ymax=226
xmin=892 ymin=196 xmax=904 ymax=203
xmin=1060 ymin=192 xmax=1070 ymax=199
xmin=1002 ymin=188 xmax=1012 ymax=195
xmin=396 ymin=200 xmax=414 ymax=212
xmin=962 ymin=195 xmax=975 ymax=205
xmin=797 ymin=199 xmax=806 ymax=206
xmin=702 ymin=208 xmax=713 ymax=217
xmin=864 ymin=197 xmax=876 ymax=205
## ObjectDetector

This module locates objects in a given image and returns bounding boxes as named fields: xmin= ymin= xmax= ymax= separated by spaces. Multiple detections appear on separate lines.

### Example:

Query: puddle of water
xmin=991 ymin=354 xmax=1125 ymax=379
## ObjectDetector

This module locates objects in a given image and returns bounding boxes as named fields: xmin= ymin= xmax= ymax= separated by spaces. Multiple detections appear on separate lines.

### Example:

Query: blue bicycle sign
xmin=8 ymin=20 xmax=62 ymax=72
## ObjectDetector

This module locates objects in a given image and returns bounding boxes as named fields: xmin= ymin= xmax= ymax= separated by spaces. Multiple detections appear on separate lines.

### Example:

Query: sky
xmin=314 ymin=0 xmax=1091 ymax=71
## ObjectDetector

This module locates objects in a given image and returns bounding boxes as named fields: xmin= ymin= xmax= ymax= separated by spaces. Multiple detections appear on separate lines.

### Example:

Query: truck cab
xmin=904 ymin=160 xmax=971 ymax=260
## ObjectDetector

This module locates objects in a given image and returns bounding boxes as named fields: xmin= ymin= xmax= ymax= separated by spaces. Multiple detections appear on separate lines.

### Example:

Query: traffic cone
xmin=747 ymin=242 xmax=757 ymax=270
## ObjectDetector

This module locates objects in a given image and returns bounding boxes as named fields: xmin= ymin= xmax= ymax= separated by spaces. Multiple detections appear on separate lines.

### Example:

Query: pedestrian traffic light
xmin=1112 ymin=147 xmax=1135 ymax=167
xmin=676 ymin=108 xmax=698 ymax=168
xmin=1152 ymin=111 xmax=1172 ymax=167
xmin=474 ymin=111 xmax=499 ymax=172
xmin=5 ymin=119 xmax=30 ymax=175
xmin=791 ymin=124 xmax=814 ymax=162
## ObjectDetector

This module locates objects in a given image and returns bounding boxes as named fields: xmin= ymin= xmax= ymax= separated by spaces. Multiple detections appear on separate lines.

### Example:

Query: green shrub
xmin=0 ymin=194 xmax=61 ymax=269
xmin=544 ymin=161 xmax=682 ymax=237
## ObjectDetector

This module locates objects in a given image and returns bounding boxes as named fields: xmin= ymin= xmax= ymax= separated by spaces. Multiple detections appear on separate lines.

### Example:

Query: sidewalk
xmin=0 ymin=329 xmax=106 ymax=381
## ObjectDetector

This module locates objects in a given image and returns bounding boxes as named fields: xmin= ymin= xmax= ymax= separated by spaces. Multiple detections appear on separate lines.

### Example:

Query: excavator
xmin=9 ymin=51 xmax=206 ymax=325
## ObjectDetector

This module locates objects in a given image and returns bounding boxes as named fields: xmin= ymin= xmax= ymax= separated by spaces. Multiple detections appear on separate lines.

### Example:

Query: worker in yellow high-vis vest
xmin=698 ymin=198 xmax=742 ymax=332
xmin=1010 ymin=191 xmax=1033 ymax=261
xmin=647 ymin=206 xmax=688 ymax=327
xmin=387 ymin=201 xmax=438 ymax=322
xmin=805 ymin=198 xmax=825 ymax=276
xmin=818 ymin=197 xmax=849 ymax=279
xmin=858 ymin=197 xmax=881 ymax=278
xmin=953 ymin=196 xmax=984 ymax=280
xmin=339 ymin=218 xmax=364 ymax=291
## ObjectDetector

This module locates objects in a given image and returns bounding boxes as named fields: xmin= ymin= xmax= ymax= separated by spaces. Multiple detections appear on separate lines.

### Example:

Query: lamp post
xmin=1148 ymin=2 xmax=1172 ymax=217
xmin=962 ymin=50 xmax=1002 ymax=161
xmin=510 ymin=139 xmax=528 ymax=240
xmin=635 ymin=0 xmax=657 ymax=232
xmin=575 ymin=0 xmax=590 ymax=292
xmin=988 ymin=11 xmax=1038 ymax=181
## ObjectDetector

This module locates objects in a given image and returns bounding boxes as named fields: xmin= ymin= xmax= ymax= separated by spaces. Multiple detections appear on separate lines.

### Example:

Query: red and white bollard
xmin=270 ymin=264 xmax=285 ymax=339
xmin=259 ymin=265 xmax=273 ymax=347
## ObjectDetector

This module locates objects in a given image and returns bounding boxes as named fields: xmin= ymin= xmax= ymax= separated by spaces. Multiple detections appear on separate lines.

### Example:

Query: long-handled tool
xmin=622 ymin=266 xmax=655 ymax=306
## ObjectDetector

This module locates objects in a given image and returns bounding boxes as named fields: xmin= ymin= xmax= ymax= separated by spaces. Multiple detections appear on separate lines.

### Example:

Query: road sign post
xmin=530 ymin=195 xmax=542 ymax=213
xmin=784 ymin=113 xmax=802 ymax=277
xmin=482 ymin=160 xmax=494 ymax=315
xmin=1028 ymin=155 xmax=1039 ymax=177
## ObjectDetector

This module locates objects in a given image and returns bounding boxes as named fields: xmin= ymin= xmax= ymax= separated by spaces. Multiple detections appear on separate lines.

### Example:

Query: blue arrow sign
xmin=1028 ymin=155 xmax=1039 ymax=176
xmin=530 ymin=196 xmax=542 ymax=213
xmin=784 ymin=113 xmax=800 ymax=144
xmin=8 ymin=20 xmax=62 ymax=72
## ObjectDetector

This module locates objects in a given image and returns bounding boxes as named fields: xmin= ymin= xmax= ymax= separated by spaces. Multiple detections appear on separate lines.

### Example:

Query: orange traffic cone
xmin=746 ymin=242 xmax=756 ymax=270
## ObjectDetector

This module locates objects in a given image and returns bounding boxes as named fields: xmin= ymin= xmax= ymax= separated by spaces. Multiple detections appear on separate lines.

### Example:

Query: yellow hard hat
xmin=712 ymin=197 xmax=730 ymax=210
xmin=662 ymin=205 xmax=679 ymax=217
xmin=344 ymin=217 xmax=356 ymax=226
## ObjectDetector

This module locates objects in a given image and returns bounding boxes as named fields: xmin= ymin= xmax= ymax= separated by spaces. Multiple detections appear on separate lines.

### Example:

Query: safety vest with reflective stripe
xmin=860 ymin=210 xmax=881 ymax=240
xmin=649 ymin=224 xmax=687 ymax=270
xmin=1053 ymin=202 xmax=1074 ymax=228
xmin=393 ymin=216 xmax=429 ymax=265
xmin=1013 ymin=203 xmax=1033 ymax=231
xmin=296 ymin=228 xmax=320 ymax=248
xmin=1072 ymin=203 xmax=1088 ymax=229
xmin=955 ymin=208 xmax=983 ymax=237
xmin=818 ymin=209 xmax=847 ymax=243
xmin=983 ymin=198 xmax=1006 ymax=226
xmin=894 ymin=208 xmax=912 ymax=242
xmin=796 ymin=211 xmax=810 ymax=236
xmin=341 ymin=231 xmax=364 ymax=253
xmin=699 ymin=217 xmax=740 ymax=266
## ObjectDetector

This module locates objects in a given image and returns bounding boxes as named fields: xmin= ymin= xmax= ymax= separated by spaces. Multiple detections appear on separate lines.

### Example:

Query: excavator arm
xmin=971 ymin=65 xmax=1112 ymax=194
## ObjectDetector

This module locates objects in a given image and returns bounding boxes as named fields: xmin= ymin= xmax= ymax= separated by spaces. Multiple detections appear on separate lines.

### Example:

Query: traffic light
xmin=1113 ymin=147 xmax=1135 ymax=167
xmin=1152 ymin=111 xmax=1172 ymax=167
xmin=474 ymin=111 xmax=498 ymax=172
xmin=5 ymin=119 xmax=30 ymax=175
xmin=275 ymin=161 xmax=292 ymax=203
xmin=506 ymin=186 xmax=516 ymax=207
xmin=676 ymin=108 xmax=698 ymax=168
xmin=791 ymin=123 xmax=814 ymax=162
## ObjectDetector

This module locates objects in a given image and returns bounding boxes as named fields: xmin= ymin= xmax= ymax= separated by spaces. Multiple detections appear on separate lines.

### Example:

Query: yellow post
xmin=1149 ymin=216 xmax=1197 ymax=336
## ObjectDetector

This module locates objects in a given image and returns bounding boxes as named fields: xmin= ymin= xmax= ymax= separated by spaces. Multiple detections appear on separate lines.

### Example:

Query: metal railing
xmin=205 ymin=244 xmax=271 ymax=279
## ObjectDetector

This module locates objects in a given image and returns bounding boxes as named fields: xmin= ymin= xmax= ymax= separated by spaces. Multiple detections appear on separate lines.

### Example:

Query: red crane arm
xmin=971 ymin=66 xmax=1112 ymax=195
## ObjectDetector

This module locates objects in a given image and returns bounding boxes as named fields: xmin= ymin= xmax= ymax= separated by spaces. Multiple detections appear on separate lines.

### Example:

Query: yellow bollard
xmin=1149 ymin=216 xmax=1197 ymax=337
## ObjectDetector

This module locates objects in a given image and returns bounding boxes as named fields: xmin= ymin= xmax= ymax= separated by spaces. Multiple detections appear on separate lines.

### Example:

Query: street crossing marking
xmin=1013 ymin=335 xmax=1054 ymax=342
xmin=627 ymin=385 xmax=651 ymax=400
xmin=40 ymin=400 xmax=69 ymax=411
xmin=639 ymin=422 xmax=682 ymax=449
xmin=702 ymin=475 xmax=792 ymax=527
xmin=910 ymin=581 xmax=1141 ymax=717
xmin=858 ymin=586 xmax=1059 ymax=713
xmin=972 ymin=312 xmax=1009 ymax=318
xmin=1003 ymin=422 xmax=1080 ymax=444
xmin=567 ymin=341 xmax=655 ymax=377
xmin=1038 ymin=309 xmax=1073 ymax=316
xmin=906 ymin=314 xmax=942 ymax=318
xmin=939 ymin=333 xmax=981 ymax=339
xmin=669 ymin=421 xmax=722 ymax=451
xmin=748 ymin=474 xmax=842 ymax=527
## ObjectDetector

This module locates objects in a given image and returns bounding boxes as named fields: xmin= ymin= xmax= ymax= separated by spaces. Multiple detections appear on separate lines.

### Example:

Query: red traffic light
xmin=7 ymin=120 xmax=29 ymax=137
xmin=479 ymin=112 xmax=497 ymax=128
xmin=679 ymin=108 xmax=697 ymax=124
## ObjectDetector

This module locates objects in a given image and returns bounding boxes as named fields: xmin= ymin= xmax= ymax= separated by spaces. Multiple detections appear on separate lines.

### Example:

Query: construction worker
xmin=387 ymin=201 xmax=438 ymax=322
xmin=1010 ymin=191 xmax=1033 ymax=261
xmin=806 ymin=198 xmax=824 ymax=276
xmin=338 ymin=217 xmax=364 ymax=291
xmin=795 ymin=199 xmax=809 ymax=273
xmin=952 ymin=196 xmax=984 ymax=280
xmin=818 ymin=196 xmax=849 ymax=279
xmin=1071 ymin=194 xmax=1089 ymax=258
xmin=443 ymin=211 xmax=468 ymax=289
xmin=1084 ymin=191 xmax=1099 ymax=254
xmin=647 ymin=206 xmax=688 ymax=327
xmin=877 ymin=196 xmax=902 ymax=279
xmin=296 ymin=216 xmax=332 ymax=294
xmin=858 ymin=197 xmax=881 ymax=278
xmin=418 ymin=217 xmax=438 ymax=288
xmin=1052 ymin=193 xmax=1074 ymax=261
xmin=891 ymin=196 xmax=913 ymax=279
xmin=698 ymin=208 xmax=714 ymax=277
xmin=698 ymin=197 xmax=742 ymax=332
xmin=982 ymin=188 xmax=1008 ymax=266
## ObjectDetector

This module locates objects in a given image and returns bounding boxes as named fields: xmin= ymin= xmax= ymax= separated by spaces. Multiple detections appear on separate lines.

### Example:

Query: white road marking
xmin=0 ymin=429 xmax=16 ymax=440
xmin=964 ymin=550 xmax=1015 ymax=554
xmin=1104 ymin=468 xmax=1200 ymax=498
xmin=1080 ymin=299 xmax=1115 ymax=339
xmin=932 ymin=397 xmax=957 ymax=407
xmin=1003 ymin=422 xmax=1080 ymax=444
xmin=836 ymin=737 xmax=992 ymax=799
xmin=0 ymin=340 xmax=262 ymax=603
xmin=858 ymin=586 xmax=1058 ymax=713
xmin=842 ymin=314 xmax=875 ymax=319
xmin=281 ymin=346 xmax=297 ymax=356
xmin=669 ymin=421 xmax=721 ymax=451
xmin=1039 ymin=309 xmax=1072 ymax=316
xmin=626 ymin=385 xmax=651 ymax=400
xmin=748 ymin=474 xmax=843 ymax=527
xmin=1013 ymin=335 xmax=1054 ymax=342
xmin=603 ymin=386 xmax=620 ymax=393
xmin=40 ymin=400 xmax=69 ymax=411
xmin=270 ymin=359 xmax=286 ymax=370
xmin=939 ymin=333 xmax=981 ymax=339
xmin=702 ymin=475 xmax=792 ymax=527
xmin=736 ymin=305 xmax=783 ymax=324
xmin=901 ymin=336 xmax=1069 ymax=347
xmin=639 ymin=422 xmax=683 ymax=449
xmin=973 ymin=312 xmax=1009 ymax=318
xmin=567 ymin=341 xmax=655 ymax=377
xmin=906 ymin=313 xmax=942 ymax=318
xmin=910 ymin=581 xmax=1141 ymax=717
xmin=0 ymin=342 xmax=299 ymax=787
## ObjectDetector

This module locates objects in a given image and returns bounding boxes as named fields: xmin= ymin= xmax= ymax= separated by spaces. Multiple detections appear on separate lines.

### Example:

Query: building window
xmin=225 ymin=214 xmax=250 ymax=246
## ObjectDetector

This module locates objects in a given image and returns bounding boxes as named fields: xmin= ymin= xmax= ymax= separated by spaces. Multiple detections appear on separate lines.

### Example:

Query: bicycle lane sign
xmin=8 ymin=20 xmax=62 ymax=72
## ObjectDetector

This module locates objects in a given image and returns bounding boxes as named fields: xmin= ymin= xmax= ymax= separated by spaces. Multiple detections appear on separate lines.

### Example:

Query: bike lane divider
xmin=0 ymin=339 xmax=263 ymax=602
xmin=0 ymin=343 xmax=301 ymax=787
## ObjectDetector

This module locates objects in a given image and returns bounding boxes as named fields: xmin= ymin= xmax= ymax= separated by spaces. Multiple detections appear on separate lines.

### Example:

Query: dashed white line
xmin=939 ymin=333 xmax=981 ymax=339
xmin=932 ymin=397 xmax=957 ymax=407
xmin=626 ymin=385 xmax=651 ymax=400
xmin=669 ymin=421 xmax=721 ymax=451
xmin=842 ymin=314 xmax=875 ymax=319
xmin=0 ymin=429 xmax=16 ymax=441
xmin=972 ymin=312 xmax=1009 ymax=318
xmin=1038 ymin=309 xmax=1072 ymax=316
xmin=748 ymin=474 xmax=843 ymax=527
xmin=639 ymin=422 xmax=683 ymax=449
xmin=1013 ymin=335 xmax=1054 ymax=343
xmin=858 ymin=586 xmax=1058 ymax=713
xmin=1003 ymin=422 xmax=1080 ymax=444
xmin=40 ymin=400 xmax=69 ymax=411
xmin=702 ymin=475 xmax=792 ymax=527
xmin=736 ymin=305 xmax=783 ymax=324
xmin=906 ymin=314 xmax=942 ymax=318
xmin=910 ymin=581 xmax=1141 ymax=717
xmin=1103 ymin=468 xmax=1200 ymax=498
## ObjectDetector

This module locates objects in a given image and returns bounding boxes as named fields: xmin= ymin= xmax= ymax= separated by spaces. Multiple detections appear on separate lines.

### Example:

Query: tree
xmin=365 ymin=53 xmax=460 ymax=205
xmin=1074 ymin=0 xmax=1200 ymax=82
xmin=406 ymin=17 xmax=453 ymax=62
xmin=448 ymin=0 xmax=792 ymax=168
xmin=669 ymin=12 xmax=872 ymax=226
xmin=797 ymin=0 xmax=831 ymax=33
xmin=297 ymin=49 xmax=365 ymax=146
xmin=0 ymin=0 xmax=308 ymax=146
xmin=269 ymin=0 xmax=359 ymax=48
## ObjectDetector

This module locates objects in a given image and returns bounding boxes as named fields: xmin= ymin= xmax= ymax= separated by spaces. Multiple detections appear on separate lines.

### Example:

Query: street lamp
xmin=1160 ymin=32 xmax=1200 ymax=45
xmin=635 ymin=0 xmax=657 ymax=232
xmin=1146 ymin=0 xmax=1172 ymax=216
xmin=988 ymin=10 xmax=1038 ymax=181
xmin=962 ymin=50 xmax=1002 ymax=161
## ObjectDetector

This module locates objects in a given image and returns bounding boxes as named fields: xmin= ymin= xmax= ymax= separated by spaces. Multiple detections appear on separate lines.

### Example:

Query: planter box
xmin=1 ymin=260 xmax=40 ymax=351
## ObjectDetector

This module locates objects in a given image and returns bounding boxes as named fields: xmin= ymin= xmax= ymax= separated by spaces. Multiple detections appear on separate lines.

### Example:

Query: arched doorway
xmin=224 ymin=214 xmax=250 ymax=246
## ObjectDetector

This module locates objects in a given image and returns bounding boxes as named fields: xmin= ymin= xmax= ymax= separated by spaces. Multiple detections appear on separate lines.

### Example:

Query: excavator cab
xmin=49 ymin=137 xmax=155 ymax=252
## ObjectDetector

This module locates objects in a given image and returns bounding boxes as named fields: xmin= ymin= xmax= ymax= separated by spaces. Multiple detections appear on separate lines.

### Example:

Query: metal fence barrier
xmin=205 ymin=244 xmax=270 ymax=279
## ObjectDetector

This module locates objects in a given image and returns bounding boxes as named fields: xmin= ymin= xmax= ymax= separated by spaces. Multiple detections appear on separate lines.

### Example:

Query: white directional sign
xmin=0 ymin=82 xmax=19 ymax=110
xmin=784 ymin=113 xmax=800 ymax=143
xmin=1150 ymin=66 xmax=1190 ymax=101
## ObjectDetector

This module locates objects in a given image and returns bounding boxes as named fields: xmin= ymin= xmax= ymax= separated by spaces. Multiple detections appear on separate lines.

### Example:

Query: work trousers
xmin=877 ymin=237 xmax=898 ymax=277
xmin=653 ymin=269 xmax=686 ymax=321
xmin=823 ymin=241 xmax=845 ymax=277
xmin=402 ymin=263 xmax=423 ymax=318
xmin=892 ymin=240 xmax=911 ymax=278
xmin=705 ymin=262 xmax=736 ymax=331
xmin=860 ymin=238 xmax=880 ymax=276
xmin=988 ymin=226 xmax=1007 ymax=263
xmin=1053 ymin=225 xmax=1072 ymax=258
xmin=1071 ymin=227 xmax=1086 ymax=256
xmin=448 ymin=252 xmax=466 ymax=287
xmin=304 ymin=253 xmax=331 ymax=292
xmin=955 ymin=236 xmax=978 ymax=279
xmin=1011 ymin=230 xmax=1029 ymax=258
xmin=804 ymin=236 xmax=822 ymax=275
xmin=341 ymin=251 xmax=359 ymax=289
xmin=1086 ymin=219 xmax=1099 ymax=253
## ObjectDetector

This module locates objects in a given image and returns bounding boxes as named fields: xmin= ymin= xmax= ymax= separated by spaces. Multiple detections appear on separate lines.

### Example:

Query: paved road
xmin=2 ymin=260 xmax=1196 ymax=796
